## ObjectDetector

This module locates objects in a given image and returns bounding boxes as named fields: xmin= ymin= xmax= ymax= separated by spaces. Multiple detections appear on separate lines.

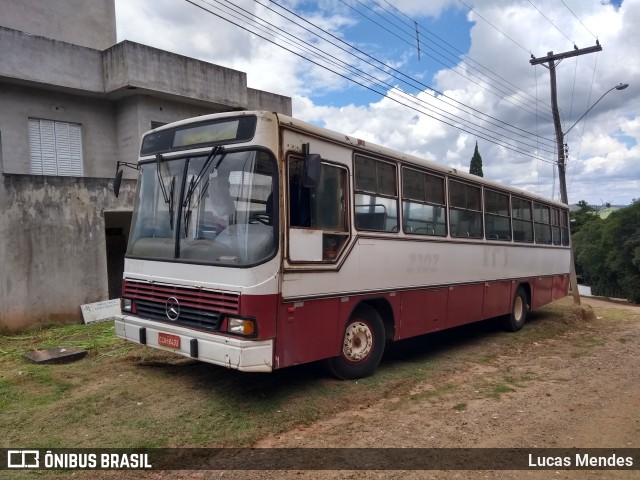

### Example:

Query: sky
xmin=115 ymin=0 xmax=639 ymax=206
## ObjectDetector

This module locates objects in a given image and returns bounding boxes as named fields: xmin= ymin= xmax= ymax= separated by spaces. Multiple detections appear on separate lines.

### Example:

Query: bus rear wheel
xmin=501 ymin=286 xmax=528 ymax=332
xmin=326 ymin=304 xmax=385 ymax=380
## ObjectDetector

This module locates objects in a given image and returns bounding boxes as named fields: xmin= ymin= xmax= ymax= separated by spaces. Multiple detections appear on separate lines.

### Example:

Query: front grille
xmin=123 ymin=279 xmax=239 ymax=331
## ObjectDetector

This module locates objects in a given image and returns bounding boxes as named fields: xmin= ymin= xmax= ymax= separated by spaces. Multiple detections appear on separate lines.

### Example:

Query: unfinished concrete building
xmin=0 ymin=0 xmax=292 ymax=330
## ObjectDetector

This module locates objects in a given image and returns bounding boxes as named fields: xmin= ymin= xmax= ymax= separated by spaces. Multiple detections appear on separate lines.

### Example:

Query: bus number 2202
xmin=407 ymin=253 xmax=439 ymax=274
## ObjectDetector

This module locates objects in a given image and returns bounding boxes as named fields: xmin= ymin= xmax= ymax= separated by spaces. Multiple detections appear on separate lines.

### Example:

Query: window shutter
xmin=69 ymin=123 xmax=83 ymax=176
xmin=55 ymin=121 xmax=71 ymax=176
xmin=29 ymin=119 xmax=43 ymax=175
xmin=28 ymin=118 xmax=83 ymax=176
xmin=40 ymin=120 xmax=58 ymax=176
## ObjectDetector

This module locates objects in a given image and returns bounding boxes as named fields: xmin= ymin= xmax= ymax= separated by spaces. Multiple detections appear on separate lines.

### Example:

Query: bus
xmin=113 ymin=110 xmax=570 ymax=379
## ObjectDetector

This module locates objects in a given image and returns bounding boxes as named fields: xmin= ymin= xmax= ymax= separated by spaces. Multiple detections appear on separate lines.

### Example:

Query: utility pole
xmin=530 ymin=43 xmax=602 ymax=305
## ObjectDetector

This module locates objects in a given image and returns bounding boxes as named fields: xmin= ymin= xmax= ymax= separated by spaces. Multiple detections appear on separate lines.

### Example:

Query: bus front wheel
xmin=327 ymin=305 xmax=385 ymax=380
xmin=502 ymin=286 xmax=528 ymax=332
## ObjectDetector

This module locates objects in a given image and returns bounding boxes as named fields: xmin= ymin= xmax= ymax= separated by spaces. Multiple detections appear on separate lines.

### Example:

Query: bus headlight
xmin=121 ymin=298 xmax=133 ymax=313
xmin=227 ymin=316 xmax=256 ymax=336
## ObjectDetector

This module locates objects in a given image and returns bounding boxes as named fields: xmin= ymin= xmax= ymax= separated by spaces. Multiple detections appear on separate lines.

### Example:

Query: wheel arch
xmin=328 ymin=297 xmax=390 ymax=379
xmin=351 ymin=297 xmax=396 ymax=342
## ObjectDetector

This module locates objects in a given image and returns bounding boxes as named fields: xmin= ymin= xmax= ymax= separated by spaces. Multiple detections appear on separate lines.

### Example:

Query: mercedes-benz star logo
xmin=165 ymin=297 xmax=180 ymax=321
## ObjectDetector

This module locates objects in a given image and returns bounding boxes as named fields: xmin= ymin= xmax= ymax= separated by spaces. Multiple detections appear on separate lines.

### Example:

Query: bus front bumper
xmin=114 ymin=315 xmax=273 ymax=372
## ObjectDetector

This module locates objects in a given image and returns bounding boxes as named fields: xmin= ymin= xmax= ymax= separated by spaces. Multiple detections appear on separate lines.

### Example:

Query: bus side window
xmin=485 ymin=189 xmax=511 ymax=241
xmin=289 ymin=165 xmax=312 ymax=228
xmin=288 ymin=156 xmax=349 ymax=261
xmin=354 ymin=155 xmax=399 ymax=232
xmin=512 ymin=197 xmax=534 ymax=243
xmin=449 ymin=180 xmax=483 ymax=239
xmin=402 ymin=167 xmax=446 ymax=236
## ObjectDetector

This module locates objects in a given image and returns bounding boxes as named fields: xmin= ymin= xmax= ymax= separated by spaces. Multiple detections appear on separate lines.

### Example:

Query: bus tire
xmin=502 ymin=286 xmax=528 ymax=332
xmin=326 ymin=304 xmax=385 ymax=380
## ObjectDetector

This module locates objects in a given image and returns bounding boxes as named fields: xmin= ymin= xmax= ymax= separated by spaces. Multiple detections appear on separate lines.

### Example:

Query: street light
xmin=557 ymin=82 xmax=629 ymax=305
xmin=564 ymin=83 xmax=629 ymax=137
xmin=558 ymin=82 xmax=629 ymax=203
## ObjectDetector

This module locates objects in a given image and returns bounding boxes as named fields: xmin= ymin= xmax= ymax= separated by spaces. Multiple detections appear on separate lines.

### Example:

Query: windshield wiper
xmin=183 ymin=146 xmax=226 ymax=208
xmin=156 ymin=154 xmax=175 ymax=230
xmin=182 ymin=146 xmax=226 ymax=235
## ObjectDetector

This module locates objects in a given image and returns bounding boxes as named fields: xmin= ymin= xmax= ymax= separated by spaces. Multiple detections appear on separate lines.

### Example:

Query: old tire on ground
xmin=501 ymin=286 xmax=528 ymax=332
xmin=326 ymin=304 xmax=386 ymax=380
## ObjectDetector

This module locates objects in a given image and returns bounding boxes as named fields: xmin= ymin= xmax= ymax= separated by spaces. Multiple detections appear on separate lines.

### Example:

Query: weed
xmin=475 ymin=353 xmax=497 ymax=365
xmin=573 ymin=335 xmax=605 ymax=348
xmin=410 ymin=383 xmax=457 ymax=403
xmin=490 ymin=384 xmax=516 ymax=398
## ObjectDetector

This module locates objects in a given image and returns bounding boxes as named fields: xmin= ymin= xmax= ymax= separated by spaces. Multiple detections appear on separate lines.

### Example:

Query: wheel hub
xmin=514 ymin=296 xmax=524 ymax=321
xmin=343 ymin=321 xmax=373 ymax=361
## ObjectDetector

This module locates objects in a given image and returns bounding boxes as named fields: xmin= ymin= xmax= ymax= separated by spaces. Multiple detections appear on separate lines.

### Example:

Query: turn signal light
xmin=227 ymin=316 xmax=257 ymax=336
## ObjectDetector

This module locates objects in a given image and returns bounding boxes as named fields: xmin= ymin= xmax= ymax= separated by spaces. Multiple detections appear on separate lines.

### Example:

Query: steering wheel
xmin=249 ymin=214 xmax=271 ymax=225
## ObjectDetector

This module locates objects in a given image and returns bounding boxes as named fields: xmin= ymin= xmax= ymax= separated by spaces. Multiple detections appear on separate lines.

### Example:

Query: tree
xmin=570 ymin=200 xmax=599 ymax=236
xmin=601 ymin=200 xmax=640 ymax=302
xmin=469 ymin=141 xmax=484 ymax=177
xmin=572 ymin=200 xmax=640 ymax=303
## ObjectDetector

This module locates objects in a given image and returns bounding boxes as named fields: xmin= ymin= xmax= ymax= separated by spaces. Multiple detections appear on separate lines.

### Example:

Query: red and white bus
xmin=113 ymin=110 xmax=570 ymax=379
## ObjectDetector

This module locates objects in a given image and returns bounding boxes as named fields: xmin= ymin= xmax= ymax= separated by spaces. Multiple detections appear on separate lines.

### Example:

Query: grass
xmin=488 ymin=383 xmax=516 ymax=398
xmin=573 ymin=334 xmax=605 ymax=348
xmin=452 ymin=402 xmax=467 ymax=411
xmin=0 ymin=321 xmax=127 ymax=360
xmin=0 ymin=297 xmax=637 ymax=478
xmin=410 ymin=383 xmax=458 ymax=402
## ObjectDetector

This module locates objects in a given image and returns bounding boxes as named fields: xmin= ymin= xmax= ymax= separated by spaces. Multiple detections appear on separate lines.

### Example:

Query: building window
xmin=29 ymin=118 xmax=83 ymax=176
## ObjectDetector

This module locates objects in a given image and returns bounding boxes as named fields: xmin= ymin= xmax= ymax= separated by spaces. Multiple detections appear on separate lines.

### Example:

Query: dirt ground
xmin=90 ymin=297 xmax=640 ymax=480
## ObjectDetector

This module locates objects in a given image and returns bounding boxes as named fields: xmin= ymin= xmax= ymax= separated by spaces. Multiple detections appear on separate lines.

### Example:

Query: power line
xmin=260 ymin=0 xmax=557 ymax=150
xmin=183 ymin=0 xmax=559 ymax=164
xmin=560 ymin=0 xmax=598 ymax=41
xmin=569 ymin=51 xmax=600 ymax=188
xmin=346 ymin=0 xmax=554 ymax=121
xmin=456 ymin=0 xmax=551 ymax=113
xmin=455 ymin=0 xmax=533 ymax=55
xmin=244 ymin=0 xmax=557 ymax=153
xmin=527 ymin=0 xmax=576 ymax=48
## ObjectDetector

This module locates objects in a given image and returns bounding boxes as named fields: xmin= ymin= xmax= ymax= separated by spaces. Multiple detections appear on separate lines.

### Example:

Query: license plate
xmin=158 ymin=332 xmax=181 ymax=349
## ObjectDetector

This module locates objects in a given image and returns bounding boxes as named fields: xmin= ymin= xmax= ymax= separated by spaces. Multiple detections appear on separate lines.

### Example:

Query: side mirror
xmin=112 ymin=161 xmax=140 ymax=197
xmin=302 ymin=143 xmax=321 ymax=188
xmin=113 ymin=168 xmax=124 ymax=198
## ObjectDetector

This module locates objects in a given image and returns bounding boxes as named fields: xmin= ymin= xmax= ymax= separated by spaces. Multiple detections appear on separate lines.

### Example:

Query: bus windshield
xmin=127 ymin=149 xmax=277 ymax=266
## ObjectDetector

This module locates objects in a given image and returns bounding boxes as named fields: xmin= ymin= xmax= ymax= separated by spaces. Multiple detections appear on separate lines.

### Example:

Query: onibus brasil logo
xmin=5 ymin=449 xmax=152 ymax=469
